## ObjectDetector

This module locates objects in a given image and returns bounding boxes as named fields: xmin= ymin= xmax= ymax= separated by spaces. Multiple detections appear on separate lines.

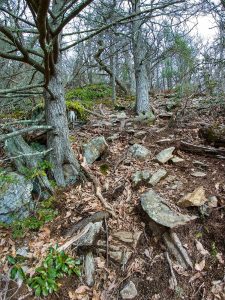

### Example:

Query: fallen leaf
xmin=195 ymin=240 xmax=209 ymax=256
xmin=195 ymin=259 xmax=205 ymax=271
xmin=216 ymin=253 xmax=224 ymax=264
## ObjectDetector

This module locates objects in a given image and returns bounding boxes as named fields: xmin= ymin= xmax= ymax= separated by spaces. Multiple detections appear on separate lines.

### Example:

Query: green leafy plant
xmin=11 ymin=196 xmax=58 ymax=238
xmin=7 ymin=255 xmax=27 ymax=281
xmin=100 ymin=164 xmax=109 ymax=175
xmin=22 ymin=160 xmax=53 ymax=180
xmin=66 ymin=83 xmax=112 ymax=102
xmin=27 ymin=247 xmax=81 ymax=297
xmin=211 ymin=242 xmax=218 ymax=257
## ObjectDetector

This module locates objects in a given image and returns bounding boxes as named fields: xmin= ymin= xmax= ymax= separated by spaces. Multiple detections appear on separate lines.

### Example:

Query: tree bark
xmin=44 ymin=60 xmax=80 ymax=186
xmin=131 ymin=0 xmax=150 ymax=114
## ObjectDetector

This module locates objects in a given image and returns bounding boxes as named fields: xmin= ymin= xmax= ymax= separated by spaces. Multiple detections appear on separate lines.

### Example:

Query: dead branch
xmin=81 ymin=161 xmax=116 ymax=217
xmin=0 ymin=125 xmax=52 ymax=142
xmin=179 ymin=141 xmax=225 ymax=158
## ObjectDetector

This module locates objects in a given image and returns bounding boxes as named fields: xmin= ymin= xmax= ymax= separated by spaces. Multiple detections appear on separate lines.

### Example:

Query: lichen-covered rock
xmin=83 ymin=136 xmax=108 ymax=164
xmin=149 ymin=169 xmax=167 ymax=186
xmin=141 ymin=189 xmax=197 ymax=228
xmin=129 ymin=144 xmax=150 ymax=161
xmin=120 ymin=281 xmax=138 ymax=299
xmin=131 ymin=170 xmax=151 ymax=186
xmin=0 ymin=172 xmax=34 ymax=224
xmin=134 ymin=111 xmax=156 ymax=125
xmin=155 ymin=147 xmax=175 ymax=164
xmin=177 ymin=186 xmax=207 ymax=207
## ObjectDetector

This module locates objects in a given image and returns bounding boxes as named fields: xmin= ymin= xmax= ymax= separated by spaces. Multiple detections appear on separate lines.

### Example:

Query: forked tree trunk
xmin=44 ymin=61 xmax=80 ymax=186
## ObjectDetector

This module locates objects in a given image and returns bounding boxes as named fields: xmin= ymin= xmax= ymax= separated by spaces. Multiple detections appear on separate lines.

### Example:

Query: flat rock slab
xmin=141 ymin=189 xmax=197 ymax=228
xmin=85 ymin=251 xmax=95 ymax=287
xmin=171 ymin=156 xmax=184 ymax=163
xmin=149 ymin=168 xmax=167 ymax=186
xmin=129 ymin=144 xmax=151 ymax=161
xmin=112 ymin=231 xmax=142 ymax=248
xmin=155 ymin=147 xmax=175 ymax=164
xmin=178 ymin=186 xmax=207 ymax=207
xmin=83 ymin=136 xmax=108 ymax=164
xmin=120 ymin=281 xmax=138 ymax=299
xmin=191 ymin=171 xmax=207 ymax=178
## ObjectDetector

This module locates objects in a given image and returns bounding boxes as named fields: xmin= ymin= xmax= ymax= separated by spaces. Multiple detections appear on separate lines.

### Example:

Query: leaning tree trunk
xmin=44 ymin=61 xmax=80 ymax=186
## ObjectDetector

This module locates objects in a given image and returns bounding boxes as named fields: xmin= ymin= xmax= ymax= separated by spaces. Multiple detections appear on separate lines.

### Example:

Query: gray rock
xmin=112 ymin=231 xmax=142 ymax=248
xmin=155 ymin=147 xmax=175 ymax=164
xmin=120 ymin=281 xmax=138 ymax=299
xmin=0 ymin=172 xmax=34 ymax=224
xmin=134 ymin=111 xmax=156 ymax=124
xmin=109 ymin=250 xmax=132 ymax=265
xmin=92 ymin=121 xmax=112 ymax=127
xmin=207 ymin=196 xmax=218 ymax=208
xmin=141 ymin=189 xmax=197 ymax=228
xmin=131 ymin=170 xmax=151 ymax=186
xmin=117 ymin=112 xmax=127 ymax=119
xmin=191 ymin=171 xmax=207 ymax=178
xmin=171 ymin=156 xmax=184 ymax=163
xmin=75 ymin=222 xmax=103 ymax=248
xmin=16 ymin=247 xmax=29 ymax=258
xmin=149 ymin=169 xmax=167 ymax=186
xmin=129 ymin=144 xmax=150 ymax=161
xmin=83 ymin=136 xmax=108 ymax=164
xmin=85 ymin=251 xmax=95 ymax=287
xmin=107 ymin=133 xmax=120 ymax=141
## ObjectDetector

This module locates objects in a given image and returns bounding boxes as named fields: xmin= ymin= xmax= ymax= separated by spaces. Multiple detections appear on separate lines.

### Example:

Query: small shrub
xmin=8 ymin=247 xmax=81 ymax=297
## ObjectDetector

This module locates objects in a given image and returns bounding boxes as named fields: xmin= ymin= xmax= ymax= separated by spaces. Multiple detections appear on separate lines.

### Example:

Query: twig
xmin=105 ymin=216 xmax=109 ymax=268
xmin=81 ymin=161 xmax=116 ymax=217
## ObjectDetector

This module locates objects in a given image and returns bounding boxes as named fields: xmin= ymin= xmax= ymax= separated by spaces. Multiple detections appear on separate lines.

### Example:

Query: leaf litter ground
xmin=1 ymin=95 xmax=225 ymax=300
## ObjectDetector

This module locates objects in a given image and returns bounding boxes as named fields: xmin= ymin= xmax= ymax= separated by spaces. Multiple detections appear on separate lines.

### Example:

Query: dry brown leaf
xmin=95 ymin=257 xmax=105 ymax=269
xmin=195 ymin=240 xmax=209 ymax=256
xmin=216 ymin=253 xmax=224 ymax=264
xmin=195 ymin=259 xmax=206 ymax=271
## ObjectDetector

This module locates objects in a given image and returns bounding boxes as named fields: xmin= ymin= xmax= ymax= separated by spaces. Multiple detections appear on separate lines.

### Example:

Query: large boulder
xmin=0 ymin=172 xmax=34 ymax=224
xmin=83 ymin=136 xmax=108 ymax=164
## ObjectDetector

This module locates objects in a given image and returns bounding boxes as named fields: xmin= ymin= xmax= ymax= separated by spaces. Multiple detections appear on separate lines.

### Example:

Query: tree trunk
xmin=44 ymin=61 xmax=80 ymax=186
xmin=131 ymin=0 xmax=150 ymax=114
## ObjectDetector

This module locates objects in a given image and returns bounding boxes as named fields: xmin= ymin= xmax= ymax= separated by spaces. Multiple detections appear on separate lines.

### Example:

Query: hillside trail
xmin=1 ymin=94 xmax=225 ymax=300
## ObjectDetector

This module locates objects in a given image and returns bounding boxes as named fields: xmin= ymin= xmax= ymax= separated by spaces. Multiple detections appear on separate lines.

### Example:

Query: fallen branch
xmin=0 ymin=125 xmax=52 ymax=142
xmin=0 ymin=148 xmax=53 ymax=163
xmin=81 ymin=161 xmax=116 ymax=217
xmin=179 ymin=141 xmax=225 ymax=158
